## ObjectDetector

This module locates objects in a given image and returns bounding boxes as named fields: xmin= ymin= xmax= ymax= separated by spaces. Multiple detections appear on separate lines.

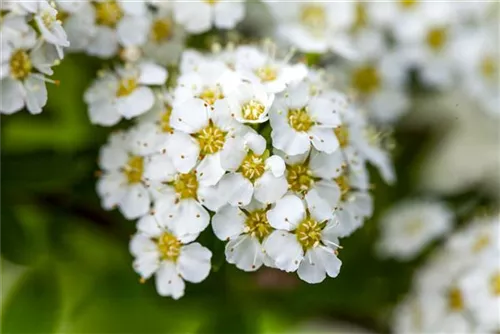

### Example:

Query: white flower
xmin=212 ymin=200 xmax=275 ymax=272
xmin=264 ymin=2 xmax=356 ymax=56
xmin=234 ymin=45 xmax=307 ymax=93
xmin=377 ymin=199 xmax=453 ymax=260
xmin=130 ymin=214 xmax=211 ymax=299
xmin=0 ymin=20 xmax=50 ymax=115
xmin=227 ymin=81 xmax=275 ymax=124
xmin=85 ymin=62 xmax=167 ymax=126
xmin=270 ymin=82 xmax=342 ymax=156
xmin=173 ymin=0 xmax=245 ymax=34
xmin=55 ymin=0 xmax=96 ymax=53
xmin=97 ymin=130 xmax=153 ymax=220
xmin=33 ymin=0 xmax=69 ymax=58
xmin=263 ymin=195 xmax=342 ymax=283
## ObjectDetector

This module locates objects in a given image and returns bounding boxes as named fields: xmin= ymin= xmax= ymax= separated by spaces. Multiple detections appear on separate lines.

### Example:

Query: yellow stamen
xmin=352 ymin=65 xmax=380 ymax=95
xmin=160 ymin=105 xmax=173 ymax=133
xmin=95 ymin=0 xmax=123 ymax=27
xmin=255 ymin=66 xmax=277 ymax=82
xmin=335 ymin=174 xmax=351 ymax=201
xmin=124 ymin=156 xmax=144 ymax=184
xmin=157 ymin=232 xmax=181 ymax=261
xmin=240 ymin=152 xmax=266 ymax=182
xmin=296 ymin=217 xmax=323 ymax=250
xmin=300 ymin=4 xmax=326 ymax=35
xmin=334 ymin=125 xmax=349 ymax=148
xmin=195 ymin=122 xmax=227 ymax=156
xmin=287 ymin=164 xmax=314 ymax=195
xmin=426 ymin=27 xmax=447 ymax=51
xmin=491 ymin=273 xmax=500 ymax=296
xmin=198 ymin=87 xmax=224 ymax=105
xmin=448 ymin=287 xmax=464 ymax=311
xmin=151 ymin=18 xmax=173 ymax=43
xmin=242 ymin=100 xmax=266 ymax=121
xmin=10 ymin=50 xmax=32 ymax=80
xmin=116 ymin=77 xmax=138 ymax=97
xmin=288 ymin=108 xmax=313 ymax=132
xmin=245 ymin=209 xmax=272 ymax=241
xmin=173 ymin=172 xmax=199 ymax=199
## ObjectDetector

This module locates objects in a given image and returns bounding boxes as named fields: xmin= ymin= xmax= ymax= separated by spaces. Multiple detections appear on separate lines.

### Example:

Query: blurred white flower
xmin=33 ymin=0 xmax=69 ymax=58
xmin=85 ymin=62 xmax=167 ymax=126
xmin=377 ymin=199 xmax=453 ymax=260
xmin=130 ymin=214 xmax=211 ymax=299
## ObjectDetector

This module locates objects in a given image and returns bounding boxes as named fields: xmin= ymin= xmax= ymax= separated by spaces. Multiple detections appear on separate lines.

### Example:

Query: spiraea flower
xmin=130 ymin=213 xmax=211 ymax=299
xmin=377 ymin=199 xmax=453 ymax=260
xmin=392 ymin=215 xmax=500 ymax=333
xmin=85 ymin=62 xmax=167 ymax=126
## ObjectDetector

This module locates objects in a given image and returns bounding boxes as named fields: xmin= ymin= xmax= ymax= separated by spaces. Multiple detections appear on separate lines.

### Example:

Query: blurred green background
xmin=1 ymin=54 xmax=493 ymax=334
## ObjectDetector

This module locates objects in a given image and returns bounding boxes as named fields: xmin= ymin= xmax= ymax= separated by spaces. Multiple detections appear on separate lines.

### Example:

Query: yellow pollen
xmin=352 ymin=3 xmax=368 ymax=31
xmin=195 ymin=122 xmax=227 ymax=156
xmin=41 ymin=11 xmax=56 ymax=29
xmin=160 ymin=105 xmax=173 ymax=133
xmin=288 ymin=108 xmax=313 ymax=132
xmin=472 ymin=234 xmax=490 ymax=253
xmin=300 ymin=4 xmax=326 ymax=35
xmin=116 ymin=77 xmax=138 ymax=97
xmin=335 ymin=174 xmax=351 ymax=201
xmin=296 ymin=217 xmax=323 ymax=250
xmin=56 ymin=10 xmax=69 ymax=23
xmin=124 ymin=156 xmax=144 ymax=184
xmin=480 ymin=56 xmax=497 ymax=79
xmin=245 ymin=209 xmax=272 ymax=241
xmin=242 ymin=100 xmax=266 ymax=121
xmin=287 ymin=164 xmax=314 ymax=195
xmin=426 ymin=27 xmax=447 ymax=51
xmin=198 ymin=87 xmax=224 ymax=105
xmin=157 ymin=232 xmax=181 ymax=261
xmin=151 ymin=18 xmax=173 ymax=43
xmin=204 ymin=0 xmax=219 ymax=4
xmin=173 ymin=172 xmax=199 ymax=199
xmin=491 ymin=273 xmax=500 ymax=296
xmin=400 ymin=0 xmax=417 ymax=9
xmin=448 ymin=287 xmax=464 ymax=311
xmin=352 ymin=65 xmax=380 ymax=95
xmin=255 ymin=66 xmax=277 ymax=82
xmin=9 ymin=50 xmax=32 ymax=80
xmin=240 ymin=152 xmax=266 ymax=182
xmin=334 ymin=125 xmax=349 ymax=148
xmin=95 ymin=1 xmax=123 ymax=27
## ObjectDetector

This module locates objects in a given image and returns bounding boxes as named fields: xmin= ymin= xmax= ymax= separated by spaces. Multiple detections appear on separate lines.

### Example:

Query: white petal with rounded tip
xmin=171 ymin=98 xmax=209 ymax=133
xmin=309 ymin=149 xmax=345 ymax=179
xmin=321 ymin=220 xmax=341 ymax=249
xmin=138 ymin=62 xmax=168 ymax=85
xmin=213 ymin=1 xmax=245 ymax=29
xmin=265 ymin=155 xmax=286 ymax=177
xmin=155 ymin=261 xmax=185 ymax=299
xmin=117 ymin=86 xmax=155 ymax=119
xmin=263 ymin=230 xmax=303 ymax=272
xmin=87 ymin=26 xmax=118 ymax=58
xmin=316 ymin=246 xmax=342 ymax=278
xmin=196 ymin=154 xmax=225 ymax=187
xmin=254 ymin=172 xmax=288 ymax=205
xmin=197 ymin=184 xmax=227 ymax=212
xmin=119 ymin=184 xmax=150 ymax=220
xmin=144 ymin=154 xmax=176 ymax=182
xmin=244 ymin=132 xmax=266 ymax=155
xmin=271 ymin=124 xmax=311 ymax=156
xmin=218 ymin=173 xmax=253 ymax=207
xmin=220 ymin=136 xmax=246 ymax=171
xmin=171 ymin=199 xmax=210 ymax=236
xmin=129 ymin=233 xmax=158 ymax=257
xmin=117 ymin=15 xmax=149 ymax=47
xmin=97 ymin=172 xmax=126 ymax=209
xmin=285 ymin=82 xmax=309 ymax=109
xmin=137 ymin=214 xmax=163 ymax=238
xmin=0 ymin=78 xmax=24 ymax=114
xmin=297 ymin=248 xmax=327 ymax=284
xmin=308 ymin=126 xmax=339 ymax=154
xmin=267 ymin=195 xmax=305 ymax=230
xmin=173 ymin=2 xmax=211 ymax=34
xmin=225 ymin=235 xmax=264 ymax=272
xmin=165 ymin=132 xmax=200 ymax=173
xmin=133 ymin=252 xmax=160 ymax=279
xmin=212 ymin=205 xmax=246 ymax=241
xmin=119 ymin=0 xmax=147 ymax=15
xmin=177 ymin=243 xmax=212 ymax=283
xmin=308 ymin=96 xmax=341 ymax=126
xmin=306 ymin=180 xmax=340 ymax=222
xmin=24 ymin=75 xmax=47 ymax=115
xmin=98 ymin=144 xmax=128 ymax=171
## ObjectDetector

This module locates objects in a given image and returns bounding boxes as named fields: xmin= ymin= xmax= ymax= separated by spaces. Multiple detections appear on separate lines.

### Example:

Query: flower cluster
xmin=92 ymin=45 xmax=394 ymax=298
xmin=393 ymin=215 xmax=500 ymax=333
xmin=52 ymin=0 xmax=245 ymax=62
xmin=264 ymin=1 xmax=499 ymax=121
xmin=1 ymin=0 xmax=69 ymax=115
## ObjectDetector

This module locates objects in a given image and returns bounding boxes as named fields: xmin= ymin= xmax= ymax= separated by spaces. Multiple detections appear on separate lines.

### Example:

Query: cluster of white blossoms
xmin=0 ymin=0 xmax=69 ymax=115
xmin=393 ymin=215 xmax=500 ymax=333
xmin=92 ymin=45 xmax=395 ymax=299
xmin=51 ymin=0 xmax=245 ymax=61
xmin=264 ymin=1 xmax=499 ymax=122
xmin=376 ymin=199 xmax=453 ymax=261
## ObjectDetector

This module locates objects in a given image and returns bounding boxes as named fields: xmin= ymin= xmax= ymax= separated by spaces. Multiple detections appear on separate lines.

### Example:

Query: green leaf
xmin=2 ymin=265 xmax=62 ymax=334
xmin=0 ymin=207 xmax=31 ymax=265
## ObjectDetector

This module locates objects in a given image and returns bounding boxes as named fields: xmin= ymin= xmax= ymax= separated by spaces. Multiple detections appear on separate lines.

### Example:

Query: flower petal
xmin=267 ymin=194 xmax=305 ymax=230
xmin=263 ymin=230 xmax=303 ymax=272
xmin=225 ymin=235 xmax=264 ymax=272
xmin=212 ymin=205 xmax=246 ymax=241
xmin=118 ymin=184 xmax=151 ymax=220
xmin=177 ymin=243 xmax=212 ymax=283
xmin=155 ymin=261 xmax=185 ymax=299
xmin=297 ymin=248 xmax=327 ymax=284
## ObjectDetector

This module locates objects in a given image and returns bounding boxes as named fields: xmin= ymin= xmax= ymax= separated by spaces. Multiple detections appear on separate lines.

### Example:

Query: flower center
xmin=334 ymin=125 xmax=349 ymax=148
xmin=240 ymin=152 xmax=266 ymax=182
xmin=157 ymin=232 xmax=181 ymax=261
xmin=472 ymin=234 xmax=490 ymax=252
xmin=124 ymin=156 xmax=144 ymax=184
xmin=245 ymin=209 xmax=272 ymax=241
xmin=198 ymin=86 xmax=224 ymax=105
xmin=10 ymin=50 xmax=32 ymax=80
xmin=95 ymin=0 xmax=123 ymax=27
xmin=352 ymin=3 xmax=368 ymax=31
xmin=300 ymin=4 xmax=326 ymax=34
xmin=255 ymin=66 xmax=277 ymax=82
xmin=242 ymin=99 xmax=266 ymax=121
xmin=426 ymin=27 xmax=447 ymax=51
xmin=151 ymin=18 xmax=173 ymax=43
xmin=204 ymin=0 xmax=219 ymax=4
xmin=41 ymin=10 xmax=56 ymax=29
xmin=287 ymin=164 xmax=314 ymax=195
xmin=480 ymin=56 xmax=497 ymax=80
xmin=173 ymin=172 xmax=199 ymax=199
xmin=116 ymin=77 xmax=138 ymax=97
xmin=400 ymin=0 xmax=417 ymax=9
xmin=160 ymin=105 xmax=173 ymax=133
xmin=335 ymin=174 xmax=351 ymax=201
xmin=195 ymin=122 xmax=226 ymax=156
xmin=352 ymin=65 xmax=380 ymax=95
xmin=447 ymin=287 xmax=464 ymax=312
xmin=288 ymin=108 xmax=313 ymax=132
xmin=296 ymin=217 xmax=323 ymax=250
xmin=56 ymin=10 xmax=69 ymax=23
xmin=491 ymin=273 xmax=500 ymax=296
